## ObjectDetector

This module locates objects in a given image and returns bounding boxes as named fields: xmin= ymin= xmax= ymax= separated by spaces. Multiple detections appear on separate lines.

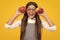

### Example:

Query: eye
xmin=32 ymin=9 xmax=36 ymax=11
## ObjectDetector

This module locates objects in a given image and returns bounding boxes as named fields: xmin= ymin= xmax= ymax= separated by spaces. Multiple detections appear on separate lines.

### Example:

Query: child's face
xmin=26 ymin=5 xmax=36 ymax=19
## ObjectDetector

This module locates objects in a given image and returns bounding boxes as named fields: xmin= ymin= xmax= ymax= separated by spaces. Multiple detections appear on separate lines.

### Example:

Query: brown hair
xmin=20 ymin=2 xmax=42 ymax=40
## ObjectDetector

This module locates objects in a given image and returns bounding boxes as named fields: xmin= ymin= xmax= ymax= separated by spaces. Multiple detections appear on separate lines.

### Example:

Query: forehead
xmin=27 ymin=5 xmax=36 ymax=9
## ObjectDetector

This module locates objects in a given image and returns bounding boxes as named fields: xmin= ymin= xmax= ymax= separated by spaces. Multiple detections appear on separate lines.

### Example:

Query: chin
xmin=28 ymin=15 xmax=35 ymax=19
xmin=29 ymin=16 xmax=35 ymax=19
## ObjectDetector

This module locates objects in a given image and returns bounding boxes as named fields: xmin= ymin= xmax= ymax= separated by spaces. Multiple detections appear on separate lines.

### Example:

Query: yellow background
xmin=0 ymin=0 xmax=60 ymax=40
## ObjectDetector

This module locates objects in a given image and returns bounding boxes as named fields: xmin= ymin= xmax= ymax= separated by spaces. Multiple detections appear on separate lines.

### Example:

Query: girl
xmin=5 ymin=2 xmax=56 ymax=40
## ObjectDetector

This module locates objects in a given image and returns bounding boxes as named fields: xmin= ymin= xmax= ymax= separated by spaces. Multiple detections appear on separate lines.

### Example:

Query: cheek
xmin=26 ymin=11 xmax=29 ymax=15
xmin=27 ymin=10 xmax=29 ymax=13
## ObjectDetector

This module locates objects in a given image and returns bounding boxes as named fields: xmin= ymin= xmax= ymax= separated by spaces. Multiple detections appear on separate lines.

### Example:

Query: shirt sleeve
xmin=41 ymin=20 xmax=56 ymax=32
xmin=5 ymin=19 xmax=21 ymax=29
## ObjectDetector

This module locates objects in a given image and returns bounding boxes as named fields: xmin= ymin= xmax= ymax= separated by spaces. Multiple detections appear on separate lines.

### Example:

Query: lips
xmin=29 ymin=13 xmax=34 ymax=16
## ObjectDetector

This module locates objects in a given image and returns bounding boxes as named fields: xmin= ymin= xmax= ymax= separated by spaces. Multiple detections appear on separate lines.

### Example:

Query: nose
xmin=30 ymin=10 xmax=33 ymax=12
xmin=30 ymin=10 xmax=33 ymax=14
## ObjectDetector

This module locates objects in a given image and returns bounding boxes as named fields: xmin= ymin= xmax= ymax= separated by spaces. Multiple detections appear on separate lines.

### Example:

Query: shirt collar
xmin=28 ymin=17 xmax=36 ymax=20
xmin=28 ymin=17 xmax=36 ymax=23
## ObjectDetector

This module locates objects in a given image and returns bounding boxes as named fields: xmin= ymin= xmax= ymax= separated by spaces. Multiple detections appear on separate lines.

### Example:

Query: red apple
xmin=37 ymin=8 xmax=44 ymax=14
xmin=18 ymin=6 xmax=26 ymax=13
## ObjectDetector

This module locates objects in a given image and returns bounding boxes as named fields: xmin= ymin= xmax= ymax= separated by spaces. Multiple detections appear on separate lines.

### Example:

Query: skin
xmin=7 ymin=5 xmax=55 ymax=27
xmin=26 ymin=5 xmax=36 ymax=19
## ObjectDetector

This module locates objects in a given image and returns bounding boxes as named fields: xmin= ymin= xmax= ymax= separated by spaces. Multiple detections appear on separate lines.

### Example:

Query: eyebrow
xmin=27 ymin=8 xmax=36 ymax=9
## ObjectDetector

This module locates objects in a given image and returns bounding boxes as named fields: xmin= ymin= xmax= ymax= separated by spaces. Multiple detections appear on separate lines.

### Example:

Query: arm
xmin=7 ymin=14 xmax=19 ymax=25
xmin=5 ymin=19 xmax=21 ymax=29
xmin=38 ymin=11 xmax=56 ymax=31
xmin=41 ymin=19 xmax=56 ymax=32
xmin=42 ymin=15 xmax=54 ymax=27
xmin=5 ymin=9 xmax=22 ymax=29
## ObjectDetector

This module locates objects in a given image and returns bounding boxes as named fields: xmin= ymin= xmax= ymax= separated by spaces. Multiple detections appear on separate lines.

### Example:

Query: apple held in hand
xmin=18 ymin=6 xmax=26 ymax=13
xmin=36 ymin=8 xmax=44 ymax=14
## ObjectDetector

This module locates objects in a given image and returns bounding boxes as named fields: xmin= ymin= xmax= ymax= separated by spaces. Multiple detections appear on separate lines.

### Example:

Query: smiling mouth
xmin=29 ymin=13 xmax=34 ymax=16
